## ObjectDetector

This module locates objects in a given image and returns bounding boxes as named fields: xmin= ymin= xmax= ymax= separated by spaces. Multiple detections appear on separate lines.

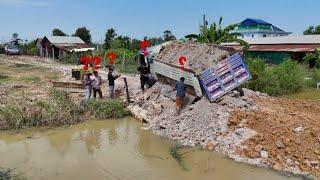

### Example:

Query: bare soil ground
xmin=229 ymin=98 xmax=320 ymax=178
xmin=0 ymin=55 xmax=62 ymax=104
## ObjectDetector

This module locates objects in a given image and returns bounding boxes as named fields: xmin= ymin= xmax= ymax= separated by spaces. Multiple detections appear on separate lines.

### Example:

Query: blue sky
xmin=0 ymin=0 xmax=319 ymax=42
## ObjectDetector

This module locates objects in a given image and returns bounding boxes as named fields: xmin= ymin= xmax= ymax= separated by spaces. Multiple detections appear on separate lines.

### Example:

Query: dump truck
xmin=146 ymin=41 xmax=251 ymax=102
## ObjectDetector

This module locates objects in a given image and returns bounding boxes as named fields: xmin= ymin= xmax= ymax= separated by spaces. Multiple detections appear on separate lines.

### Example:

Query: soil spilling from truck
xmin=156 ymin=41 xmax=231 ymax=74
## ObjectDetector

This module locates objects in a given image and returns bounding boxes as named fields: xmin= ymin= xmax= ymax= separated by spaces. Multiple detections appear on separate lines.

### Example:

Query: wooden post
xmin=52 ymin=48 xmax=54 ymax=59
xmin=123 ymin=77 xmax=130 ymax=104
xmin=121 ymin=53 xmax=126 ymax=72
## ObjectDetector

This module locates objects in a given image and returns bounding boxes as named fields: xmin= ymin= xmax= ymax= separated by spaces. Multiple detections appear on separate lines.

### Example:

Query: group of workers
xmin=83 ymin=67 xmax=121 ymax=100
xmin=83 ymin=63 xmax=187 ymax=116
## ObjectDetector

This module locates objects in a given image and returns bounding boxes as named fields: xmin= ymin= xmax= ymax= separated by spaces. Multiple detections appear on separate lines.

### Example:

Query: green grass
xmin=0 ymin=74 xmax=11 ymax=83
xmin=86 ymin=99 xmax=128 ymax=119
xmin=0 ymin=88 xmax=129 ymax=130
xmin=11 ymin=63 xmax=41 ymax=72
xmin=44 ymin=73 xmax=60 ymax=81
xmin=169 ymin=145 xmax=189 ymax=171
xmin=281 ymin=87 xmax=320 ymax=101
xmin=19 ymin=75 xmax=41 ymax=83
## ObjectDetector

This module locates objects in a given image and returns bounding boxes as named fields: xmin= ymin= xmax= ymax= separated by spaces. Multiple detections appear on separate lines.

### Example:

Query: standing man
xmin=108 ymin=67 xmax=120 ymax=98
xmin=175 ymin=77 xmax=186 ymax=115
xmin=137 ymin=64 xmax=150 ymax=93
xmin=83 ymin=72 xmax=94 ymax=101
xmin=92 ymin=71 xmax=103 ymax=99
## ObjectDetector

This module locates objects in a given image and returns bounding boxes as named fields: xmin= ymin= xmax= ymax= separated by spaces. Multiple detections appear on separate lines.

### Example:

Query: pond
xmin=0 ymin=117 xmax=301 ymax=180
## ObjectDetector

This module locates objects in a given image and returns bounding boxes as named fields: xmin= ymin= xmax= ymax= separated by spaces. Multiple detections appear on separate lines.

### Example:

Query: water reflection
xmin=0 ymin=118 xmax=301 ymax=180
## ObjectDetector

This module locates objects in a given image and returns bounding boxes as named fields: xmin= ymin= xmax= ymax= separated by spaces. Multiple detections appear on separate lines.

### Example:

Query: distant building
xmin=236 ymin=18 xmax=291 ymax=38
xmin=222 ymin=35 xmax=320 ymax=64
xmin=38 ymin=36 xmax=88 ymax=59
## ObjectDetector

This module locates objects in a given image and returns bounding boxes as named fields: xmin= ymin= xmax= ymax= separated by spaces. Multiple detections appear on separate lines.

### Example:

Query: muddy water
xmin=0 ymin=118 xmax=300 ymax=180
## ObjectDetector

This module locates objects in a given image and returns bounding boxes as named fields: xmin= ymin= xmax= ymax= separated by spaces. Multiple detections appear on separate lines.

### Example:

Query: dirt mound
xmin=229 ymin=98 xmax=320 ymax=178
xmin=156 ymin=41 xmax=231 ymax=74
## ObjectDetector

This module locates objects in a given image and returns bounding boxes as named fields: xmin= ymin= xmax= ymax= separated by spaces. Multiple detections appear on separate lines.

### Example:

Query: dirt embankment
xmin=156 ymin=41 xmax=231 ymax=74
xmin=229 ymin=98 xmax=320 ymax=178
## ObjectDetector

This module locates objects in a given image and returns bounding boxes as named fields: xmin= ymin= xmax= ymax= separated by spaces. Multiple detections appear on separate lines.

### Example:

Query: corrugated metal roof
xmin=242 ymin=35 xmax=320 ymax=45
xmin=45 ymin=36 xmax=85 ymax=44
xmin=222 ymin=43 xmax=320 ymax=52
xmin=249 ymin=44 xmax=320 ymax=52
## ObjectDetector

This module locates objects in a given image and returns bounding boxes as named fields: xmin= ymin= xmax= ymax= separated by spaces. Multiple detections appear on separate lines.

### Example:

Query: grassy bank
xmin=0 ymin=88 xmax=128 ymax=130
xmin=0 ymin=57 xmax=129 ymax=131
xmin=280 ymin=87 xmax=320 ymax=101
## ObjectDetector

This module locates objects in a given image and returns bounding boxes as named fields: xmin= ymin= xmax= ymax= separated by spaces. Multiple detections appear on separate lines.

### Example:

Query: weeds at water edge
xmin=169 ymin=145 xmax=189 ymax=171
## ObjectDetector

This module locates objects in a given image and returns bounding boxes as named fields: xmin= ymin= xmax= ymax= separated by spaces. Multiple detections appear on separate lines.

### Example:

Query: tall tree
xmin=73 ymin=27 xmax=92 ymax=44
xmin=163 ymin=30 xmax=176 ymax=41
xmin=52 ymin=28 xmax=67 ymax=36
xmin=104 ymin=28 xmax=117 ymax=49
xmin=197 ymin=17 xmax=246 ymax=45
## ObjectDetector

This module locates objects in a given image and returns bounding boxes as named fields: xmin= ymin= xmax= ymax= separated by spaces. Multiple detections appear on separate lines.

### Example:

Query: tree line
xmin=52 ymin=27 xmax=176 ymax=51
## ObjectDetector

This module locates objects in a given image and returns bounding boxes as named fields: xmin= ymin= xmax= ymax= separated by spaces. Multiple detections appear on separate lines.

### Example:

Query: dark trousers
xmin=140 ymin=77 xmax=147 ymax=91
xmin=93 ymin=88 xmax=102 ymax=99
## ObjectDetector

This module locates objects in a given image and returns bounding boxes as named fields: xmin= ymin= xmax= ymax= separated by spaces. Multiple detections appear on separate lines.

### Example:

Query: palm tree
xmin=197 ymin=17 xmax=246 ymax=45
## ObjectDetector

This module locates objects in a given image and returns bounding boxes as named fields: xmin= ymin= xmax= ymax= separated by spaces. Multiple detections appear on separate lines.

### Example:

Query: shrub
xmin=59 ymin=53 xmax=79 ymax=64
xmin=245 ymin=58 xmax=306 ymax=96
xmin=0 ymin=104 xmax=25 ymax=129
xmin=86 ymin=99 xmax=128 ymax=119
xmin=38 ymin=88 xmax=85 ymax=126
xmin=312 ymin=68 xmax=320 ymax=84
xmin=0 ymin=88 xmax=129 ymax=130
xmin=98 ymin=48 xmax=139 ymax=74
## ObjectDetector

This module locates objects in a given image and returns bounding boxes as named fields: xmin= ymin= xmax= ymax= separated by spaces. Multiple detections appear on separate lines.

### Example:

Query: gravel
xmin=127 ymin=82 xmax=271 ymax=167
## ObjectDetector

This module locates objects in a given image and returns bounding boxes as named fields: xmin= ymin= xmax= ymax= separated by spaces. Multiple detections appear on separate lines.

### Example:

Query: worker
xmin=83 ymin=72 xmax=94 ymax=101
xmin=108 ymin=67 xmax=120 ymax=98
xmin=175 ymin=77 xmax=186 ymax=115
xmin=137 ymin=64 xmax=150 ymax=93
xmin=92 ymin=71 xmax=103 ymax=99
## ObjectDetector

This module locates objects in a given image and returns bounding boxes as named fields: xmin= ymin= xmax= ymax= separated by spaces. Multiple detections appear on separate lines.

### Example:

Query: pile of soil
xmin=229 ymin=98 xmax=320 ymax=178
xmin=156 ymin=41 xmax=231 ymax=74
xmin=128 ymin=82 xmax=268 ymax=163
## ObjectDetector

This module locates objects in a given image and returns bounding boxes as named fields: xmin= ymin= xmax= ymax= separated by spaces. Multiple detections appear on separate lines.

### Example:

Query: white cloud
xmin=0 ymin=0 xmax=50 ymax=7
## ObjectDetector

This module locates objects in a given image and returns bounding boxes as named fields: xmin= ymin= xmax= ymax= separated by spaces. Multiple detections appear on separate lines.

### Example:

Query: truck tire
xmin=235 ymin=87 xmax=244 ymax=97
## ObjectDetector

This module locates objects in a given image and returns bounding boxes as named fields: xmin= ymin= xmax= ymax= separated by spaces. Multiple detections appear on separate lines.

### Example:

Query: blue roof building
xmin=236 ymin=18 xmax=291 ymax=38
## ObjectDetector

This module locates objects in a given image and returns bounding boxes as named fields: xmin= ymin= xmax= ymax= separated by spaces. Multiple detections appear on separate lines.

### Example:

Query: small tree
xmin=163 ymin=30 xmax=176 ymax=41
xmin=303 ymin=25 xmax=320 ymax=35
xmin=111 ymin=36 xmax=131 ymax=49
xmin=52 ymin=28 xmax=67 ymax=36
xmin=303 ymin=50 xmax=320 ymax=68
xmin=73 ymin=27 xmax=92 ymax=44
xmin=104 ymin=28 xmax=117 ymax=49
